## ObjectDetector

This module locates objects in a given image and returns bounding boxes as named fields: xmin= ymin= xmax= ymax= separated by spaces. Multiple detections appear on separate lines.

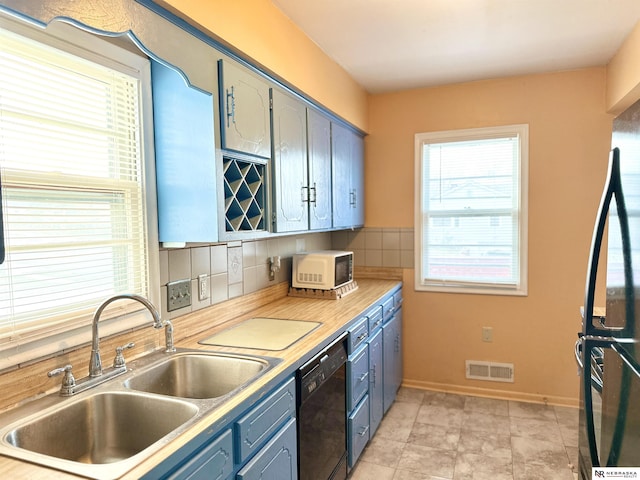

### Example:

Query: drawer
xmin=367 ymin=306 xmax=383 ymax=334
xmin=237 ymin=418 xmax=297 ymax=480
xmin=347 ymin=345 xmax=369 ymax=412
xmin=235 ymin=377 xmax=296 ymax=463
xmin=348 ymin=316 xmax=368 ymax=354
xmin=169 ymin=429 xmax=233 ymax=480
xmin=347 ymin=395 xmax=370 ymax=468
xmin=393 ymin=289 xmax=403 ymax=309
xmin=381 ymin=295 xmax=395 ymax=322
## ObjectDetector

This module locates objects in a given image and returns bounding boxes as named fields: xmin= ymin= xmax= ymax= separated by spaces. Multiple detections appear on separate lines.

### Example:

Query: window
xmin=414 ymin=125 xmax=528 ymax=295
xmin=0 ymin=18 xmax=158 ymax=358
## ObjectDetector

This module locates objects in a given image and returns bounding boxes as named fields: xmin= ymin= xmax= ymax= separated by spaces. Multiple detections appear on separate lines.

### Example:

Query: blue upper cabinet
xmin=332 ymin=122 xmax=365 ymax=229
xmin=272 ymin=89 xmax=309 ymax=232
xmin=151 ymin=61 xmax=217 ymax=246
xmin=218 ymin=59 xmax=272 ymax=159
xmin=307 ymin=109 xmax=333 ymax=230
xmin=272 ymin=91 xmax=334 ymax=233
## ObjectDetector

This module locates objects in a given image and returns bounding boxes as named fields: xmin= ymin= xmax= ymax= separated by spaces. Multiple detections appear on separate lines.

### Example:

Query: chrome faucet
xmin=89 ymin=293 xmax=175 ymax=377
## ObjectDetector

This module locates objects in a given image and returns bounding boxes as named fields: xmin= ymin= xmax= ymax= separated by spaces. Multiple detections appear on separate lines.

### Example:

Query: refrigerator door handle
xmin=583 ymin=147 xmax=636 ymax=339
xmin=583 ymin=149 xmax=618 ymax=337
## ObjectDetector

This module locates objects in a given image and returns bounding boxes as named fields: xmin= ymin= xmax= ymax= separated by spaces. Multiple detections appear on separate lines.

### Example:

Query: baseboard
xmin=401 ymin=379 xmax=579 ymax=408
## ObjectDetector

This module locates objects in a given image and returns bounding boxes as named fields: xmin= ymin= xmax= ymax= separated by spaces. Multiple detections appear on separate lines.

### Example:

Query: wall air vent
xmin=465 ymin=360 xmax=514 ymax=383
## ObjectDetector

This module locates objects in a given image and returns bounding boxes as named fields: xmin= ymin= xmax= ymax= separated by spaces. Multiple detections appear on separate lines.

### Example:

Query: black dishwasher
xmin=297 ymin=333 xmax=348 ymax=480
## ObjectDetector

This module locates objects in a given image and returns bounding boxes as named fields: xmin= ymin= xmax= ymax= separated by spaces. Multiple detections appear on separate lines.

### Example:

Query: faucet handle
xmin=47 ymin=364 xmax=76 ymax=396
xmin=113 ymin=342 xmax=135 ymax=368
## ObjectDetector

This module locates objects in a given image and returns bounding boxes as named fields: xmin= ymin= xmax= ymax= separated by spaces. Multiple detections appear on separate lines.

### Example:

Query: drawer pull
xmin=358 ymin=372 xmax=369 ymax=382
xmin=358 ymin=425 xmax=370 ymax=437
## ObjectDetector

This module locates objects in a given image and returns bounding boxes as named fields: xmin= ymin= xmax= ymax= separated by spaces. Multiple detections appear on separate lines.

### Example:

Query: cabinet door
xmin=347 ymin=395 xmax=370 ymax=468
xmin=347 ymin=345 xmax=369 ymax=412
xmin=235 ymin=377 xmax=296 ymax=463
xmin=307 ymin=109 xmax=332 ymax=230
xmin=331 ymin=122 xmax=352 ymax=229
xmin=331 ymin=122 xmax=364 ymax=229
xmin=351 ymin=133 xmax=365 ymax=227
xmin=383 ymin=311 xmax=402 ymax=413
xmin=272 ymin=90 xmax=308 ymax=232
xmin=219 ymin=59 xmax=271 ymax=158
xmin=368 ymin=329 xmax=384 ymax=437
xmin=237 ymin=418 xmax=298 ymax=480
xmin=168 ymin=429 xmax=233 ymax=480
xmin=152 ymin=60 xmax=217 ymax=245
xmin=393 ymin=308 xmax=403 ymax=401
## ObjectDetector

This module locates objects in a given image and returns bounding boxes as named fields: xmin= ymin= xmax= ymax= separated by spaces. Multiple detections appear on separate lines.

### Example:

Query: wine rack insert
xmin=223 ymin=156 xmax=266 ymax=232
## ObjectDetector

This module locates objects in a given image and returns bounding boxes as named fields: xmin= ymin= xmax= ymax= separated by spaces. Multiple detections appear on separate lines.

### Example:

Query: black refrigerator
xmin=577 ymin=99 xmax=640 ymax=478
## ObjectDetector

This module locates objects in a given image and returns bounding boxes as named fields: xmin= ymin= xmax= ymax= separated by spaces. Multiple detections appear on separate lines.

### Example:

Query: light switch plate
xmin=168 ymin=279 xmax=191 ymax=311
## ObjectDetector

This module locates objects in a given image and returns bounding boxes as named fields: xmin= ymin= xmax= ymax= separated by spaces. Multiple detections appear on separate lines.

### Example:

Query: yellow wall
xmin=607 ymin=21 xmax=640 ymax=114
xmin=159 ymin=0 xmax=369 ymax=131
xmin=367 ymin=69 xmax=612 ymax=405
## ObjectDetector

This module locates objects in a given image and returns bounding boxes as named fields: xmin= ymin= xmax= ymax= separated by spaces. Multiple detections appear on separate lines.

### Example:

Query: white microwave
xmin=292 ymin=250 xmax=353 ymax=290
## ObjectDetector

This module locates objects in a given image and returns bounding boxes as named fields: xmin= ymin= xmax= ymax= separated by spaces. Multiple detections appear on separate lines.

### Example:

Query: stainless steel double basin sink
xmin=0 ymin=349 xmax=281 ymax=479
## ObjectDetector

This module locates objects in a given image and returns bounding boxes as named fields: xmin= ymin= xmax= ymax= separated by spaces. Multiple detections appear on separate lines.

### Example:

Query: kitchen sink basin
xmin=5 ymin=391 xmax=197 ymax=463
xmin=0 ymin=391 xmax=198 ymax=479
xmin=124 ymin=351 xmax=269 ymax=399
xmin=0 ymin=349 xmax=281 ymax=479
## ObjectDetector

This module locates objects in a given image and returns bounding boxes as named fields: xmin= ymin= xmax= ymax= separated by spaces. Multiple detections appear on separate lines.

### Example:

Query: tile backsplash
xmin=332 ymin=227 xmax=414 ymax=269
xmin=159 ymin=228 xmax=413 ymax=320
xmin=159 ymin=232 xmax=332 ymax=319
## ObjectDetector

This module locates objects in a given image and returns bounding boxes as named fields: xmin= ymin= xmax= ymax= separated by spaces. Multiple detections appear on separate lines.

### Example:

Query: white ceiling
xmin=271 ymin=0 xmax=640 ymax=94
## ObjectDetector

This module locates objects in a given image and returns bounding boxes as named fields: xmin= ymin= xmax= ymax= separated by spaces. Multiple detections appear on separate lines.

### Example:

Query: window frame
xmin=414 ymin=124 xmax=529 ymax=296
xmin=0 ymin=15 xmax=160 ymax=369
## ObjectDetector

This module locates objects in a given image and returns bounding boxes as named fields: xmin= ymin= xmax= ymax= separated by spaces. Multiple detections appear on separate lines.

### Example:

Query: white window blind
xmin=415 ymin=125 xmax=528 ymax=295
xmin=0 ymin=26 xmax=150 ymax=338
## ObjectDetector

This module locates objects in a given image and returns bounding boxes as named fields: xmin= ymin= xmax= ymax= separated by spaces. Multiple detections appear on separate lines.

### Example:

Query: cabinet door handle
xmin=309 ymin=183 xmax=317 ymax=205
xmin=358 ymin=371 xmax=369 ymax=382
xmin=370 ymin=365 xmax=377 ymax=386
xmin=350 ymin=189 xmax=357 ymax=207
xmin=355 ymin=332 xmax=368 ymax=345
xmin=358 ymin=425 xmax=370 ymax=437
xmin=301 ymin=185 xmax=309 ymax=204
xmin=226 ymin=86 xmax=236 ymax=127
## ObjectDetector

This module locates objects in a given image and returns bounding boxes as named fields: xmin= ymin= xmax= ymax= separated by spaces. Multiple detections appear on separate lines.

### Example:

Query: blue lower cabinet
xmin=347 ymin=345 xmax=369 ymax=412
xmin=368 ymin=329 xmax=384 ymax=437
xmin=235 ymin=378 xmax=296 ymax=463
xmin=347 ymin=395 xmax=370 ymax=468
xmin=168 ymin=429 xmax=233 ymax=480
xmin=236 ymin=417 xmax=298 ymax=480
xmin=348 ymin=316 xmax=369 ymax=354
xmin=383 ymin=309 xmax=403 ymax=414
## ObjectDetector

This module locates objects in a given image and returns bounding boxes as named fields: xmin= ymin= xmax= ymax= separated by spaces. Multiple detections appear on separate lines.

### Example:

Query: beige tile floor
xmin=349 ymin=387 xmax=579 ymax=480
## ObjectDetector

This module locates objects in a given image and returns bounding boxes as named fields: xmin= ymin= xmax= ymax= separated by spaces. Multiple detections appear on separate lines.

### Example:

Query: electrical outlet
xmin=167 ymin=279 xmax=191 ymax=311
xmin=198 ymin=274 xmax=210 ymax=301
xmin=482 ymin=326 xmax=493 ymax=342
